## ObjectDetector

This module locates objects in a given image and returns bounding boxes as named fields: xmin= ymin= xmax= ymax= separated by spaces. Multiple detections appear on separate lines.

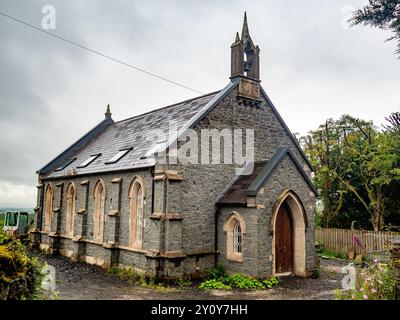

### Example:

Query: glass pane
xmin=56 ymin=158 xmax=76 ymax=171
xmin=233 ymin=221 xmax=242 ymax=253
xmin=78 ymin=154 xmax=100 ymax=168
xmin=106 ymin=149 xmax=131 ymax=164
xmin=19 ymin=214 xmax=28 ymax=226
xmin=6 ymin=213 xmax=18 ymax=227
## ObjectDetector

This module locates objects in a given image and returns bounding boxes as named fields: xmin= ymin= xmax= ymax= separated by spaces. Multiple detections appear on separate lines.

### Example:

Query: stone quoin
xmin=31 ymin=13 xmax=317 ymax=279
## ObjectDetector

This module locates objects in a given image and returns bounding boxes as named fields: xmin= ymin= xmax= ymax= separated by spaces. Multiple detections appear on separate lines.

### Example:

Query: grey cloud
xmin=0 ymin=0 xmax=399 ymax=207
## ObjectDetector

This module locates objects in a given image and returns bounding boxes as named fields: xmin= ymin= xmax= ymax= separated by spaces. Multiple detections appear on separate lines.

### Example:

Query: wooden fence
xmin=316 ymin=228 xmax=399 ymax=255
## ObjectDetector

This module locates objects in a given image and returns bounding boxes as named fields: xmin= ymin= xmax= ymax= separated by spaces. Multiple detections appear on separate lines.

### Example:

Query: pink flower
xmin=371 ymin=289 xmax=377 ymax=293
xmin=359 ymin=287 xmax=364 ymax=292
xmin=363 ymin=295 xmax=368 ymax=300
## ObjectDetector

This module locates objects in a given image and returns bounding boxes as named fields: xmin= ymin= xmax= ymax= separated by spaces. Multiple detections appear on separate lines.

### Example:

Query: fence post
xmin=390 ymin=236 xmax=400 ymax=300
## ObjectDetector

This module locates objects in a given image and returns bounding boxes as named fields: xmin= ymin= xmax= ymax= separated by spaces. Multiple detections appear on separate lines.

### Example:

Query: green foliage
xmin=226 ymin=273 xmax=265 ymax=290
xmin=300 ymin=114 xmax=400 ymax=231
xmin=200 ymin=264 xmax=279 ymax=291
xmin=174 ymin=277 xmax=193 ymax=288
xmin=262 ymin=277 xmax=280 ymax=289
xmin=318 ymin=248 xmax=347 ymax=260
xmin=350 ymin=0 xmax=400 ymax=57
xmin=312 ymin=263 xmax=321 ymax=279
xmin=0 ymin=234 xmax=42 ymax=299
xmin=108 ymin=265 xmax=173 ymax=291
xmin=199 ymin=279 xmax=232 ymax=290
xmin=317 ymin=242 xmax=347 ymax=260
xmin=207 ymin=263 xmax=226 ymax=280
xmin=336 ymin=260 xmax=396 ymax=300
xmin=108 ymin=266 xmax=146 ymax=286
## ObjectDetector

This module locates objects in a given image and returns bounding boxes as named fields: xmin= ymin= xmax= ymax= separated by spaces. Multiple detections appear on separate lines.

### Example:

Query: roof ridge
xmin=114 ymin=90 xmax=220 ymax=125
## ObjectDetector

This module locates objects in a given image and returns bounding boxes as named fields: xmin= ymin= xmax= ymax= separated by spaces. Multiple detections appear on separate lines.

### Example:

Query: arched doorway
xmin=275 ymin=203 xmax=293 ymax=274
xmin=272 ymin=190 xmax=307 ymax=276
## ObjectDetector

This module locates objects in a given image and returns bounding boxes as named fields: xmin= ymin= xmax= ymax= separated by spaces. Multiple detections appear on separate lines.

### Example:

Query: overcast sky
xmin=0 ymin=0 xmax=399 ymax=207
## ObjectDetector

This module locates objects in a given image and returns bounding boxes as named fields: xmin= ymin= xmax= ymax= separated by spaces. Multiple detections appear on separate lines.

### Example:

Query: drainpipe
xmin=215 ymin=206 xmax=220 ymax=267
xmin=150 ymin=167 xmax=155 ymax=214
xmin=38 ymin=177 xmax=45 ymax=231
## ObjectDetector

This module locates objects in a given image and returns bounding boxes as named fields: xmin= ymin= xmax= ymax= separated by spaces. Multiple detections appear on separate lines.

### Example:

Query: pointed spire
xmin=105 ymin=104 xmax=112 ymax=119
xmin=241 ymin=11 xmax=249 ymax=40
xmin=235 ymin=32 xmax=240 ymax=43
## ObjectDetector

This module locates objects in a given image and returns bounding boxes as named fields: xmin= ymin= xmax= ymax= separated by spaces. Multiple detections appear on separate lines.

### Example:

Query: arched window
xmin=44 ymin=184 xmax=53 ymax=232
xmin=93 ymin=180 xmax=105 ymax=243
xmin=224 ymin=212 xmax=246 ymax=262
xmin=233 ymin=221 xmax=242 ymax=253
xmin=66 ymin=183 xmax=75 ymax=237
xmin=129 ymin=178 xmax=144 ymax=249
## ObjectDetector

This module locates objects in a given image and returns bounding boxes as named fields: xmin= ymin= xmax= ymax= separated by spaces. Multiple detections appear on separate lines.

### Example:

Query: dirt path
xmin=36 ymin=253 xmax=348 ymax=300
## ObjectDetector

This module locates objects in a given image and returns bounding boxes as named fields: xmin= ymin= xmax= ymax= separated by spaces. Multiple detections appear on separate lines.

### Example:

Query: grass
xmin=108 ymin=266 xmax=176 ymax=292
xmin=318 ymin=247 xmax=348 ymax=260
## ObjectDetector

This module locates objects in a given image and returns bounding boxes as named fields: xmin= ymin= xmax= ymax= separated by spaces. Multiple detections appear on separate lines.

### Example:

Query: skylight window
xmin=105 ymin=148 xmax=132 ymax=164
xmin=55 ymin=158 xmax=76 ymax=171
xmin=77 ymin=154 xmax=101 ymax=168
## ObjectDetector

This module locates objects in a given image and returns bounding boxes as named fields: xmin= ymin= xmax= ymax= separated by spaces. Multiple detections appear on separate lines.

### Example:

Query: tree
xmin=350 ymin=0 xmax=400 ymax=57
xmin=339 ymin=118 xmax=399 ymax=230
xmin=300 ymin=118 xmax=348 ymax=227
xmin=384 ymin=111 xmax=400 ymax=134
xmin=302 ymin=115 xmax=400 ymax=231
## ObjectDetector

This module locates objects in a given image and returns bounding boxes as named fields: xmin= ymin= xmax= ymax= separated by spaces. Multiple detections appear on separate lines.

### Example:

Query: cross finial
xmin=105 ymin=104 xmax=112 ymax=119
xmin=241 ymin=11 xmax=249 ymax=40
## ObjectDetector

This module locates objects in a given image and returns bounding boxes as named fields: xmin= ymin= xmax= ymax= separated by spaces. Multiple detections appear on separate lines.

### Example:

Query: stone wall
xmin=255 ymin=155 xmax=316 ymax=276
xmin=33 ymin=82 xmax=315 ymax=278
xmin=217 ymin=206 xmax=262 ymax=276
xmin=171 ymin=85 xmax=315 ymax=276
xmin=33 ymin=168 xmax=155 ymax=272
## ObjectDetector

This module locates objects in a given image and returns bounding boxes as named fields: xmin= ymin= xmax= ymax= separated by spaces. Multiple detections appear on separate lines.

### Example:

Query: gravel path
xmin=35 ymin=253 xmax=349 ymax=300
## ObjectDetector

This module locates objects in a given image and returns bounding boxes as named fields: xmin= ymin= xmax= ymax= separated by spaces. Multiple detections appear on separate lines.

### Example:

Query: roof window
xmin=105 ymin=148 xmax=132 ymax=164
xmin=55 ymin=158 xmax=76 ymax=171
xmin=77 ymin=154 xmax=101 ymax=168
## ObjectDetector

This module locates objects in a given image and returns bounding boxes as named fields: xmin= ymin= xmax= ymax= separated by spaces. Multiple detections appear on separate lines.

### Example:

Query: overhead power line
xmin=0 ymin=10 xmax=204 ymax=95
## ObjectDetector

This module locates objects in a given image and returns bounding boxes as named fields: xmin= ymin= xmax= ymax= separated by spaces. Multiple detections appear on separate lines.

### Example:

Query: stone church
xmin=32 ymin=14 xmax=317 ymax=278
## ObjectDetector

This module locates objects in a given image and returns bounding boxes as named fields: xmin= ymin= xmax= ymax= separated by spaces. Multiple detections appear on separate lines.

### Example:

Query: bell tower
xmin=230 ymin=12 xmax=261 ymax=105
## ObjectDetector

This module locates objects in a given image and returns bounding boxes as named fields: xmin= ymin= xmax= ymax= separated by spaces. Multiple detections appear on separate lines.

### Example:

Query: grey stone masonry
xmin=32 ymin=80 xmax=316 ymax=279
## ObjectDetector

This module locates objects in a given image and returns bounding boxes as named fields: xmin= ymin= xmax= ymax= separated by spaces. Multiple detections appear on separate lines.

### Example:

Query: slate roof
xmin=38 ymin=78 xmax=314 ymax=179
xmin=216 ymin=161 xmax=267 ymax=205
xmin=42 ymin=91 xmax=219 ymax=178
xmin=217 ymin=147 xmax=318 ymax=205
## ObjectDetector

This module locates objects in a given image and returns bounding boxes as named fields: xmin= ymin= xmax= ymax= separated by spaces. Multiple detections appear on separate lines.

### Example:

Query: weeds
xmin=199 ymin=265 xmax=279 ymax=291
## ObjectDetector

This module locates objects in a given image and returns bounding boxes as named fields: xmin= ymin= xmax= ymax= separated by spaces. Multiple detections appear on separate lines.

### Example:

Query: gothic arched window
xmin=224 ymin=212 xmax=246 ymax=262
xmin=129 ymin=178 xmax=144 ymax=249
xmin=66 ymin=183 xmax=75 ymax=236
xmin=93 ymin=180 xmax=105 ymax=243
xmin=44 ymin=184 xmax=53 ymax=232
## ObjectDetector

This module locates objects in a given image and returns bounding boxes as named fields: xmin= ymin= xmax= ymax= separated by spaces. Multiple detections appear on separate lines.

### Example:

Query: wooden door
xmin=275 ymin=204 xmax=293 ymax=274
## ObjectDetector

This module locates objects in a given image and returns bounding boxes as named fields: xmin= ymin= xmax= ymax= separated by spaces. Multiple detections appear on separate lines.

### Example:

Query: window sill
xmin=118 ymin=245 xmax=145 ymax=253
xmin=227 ymin=253 xmax=243 ymax=263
